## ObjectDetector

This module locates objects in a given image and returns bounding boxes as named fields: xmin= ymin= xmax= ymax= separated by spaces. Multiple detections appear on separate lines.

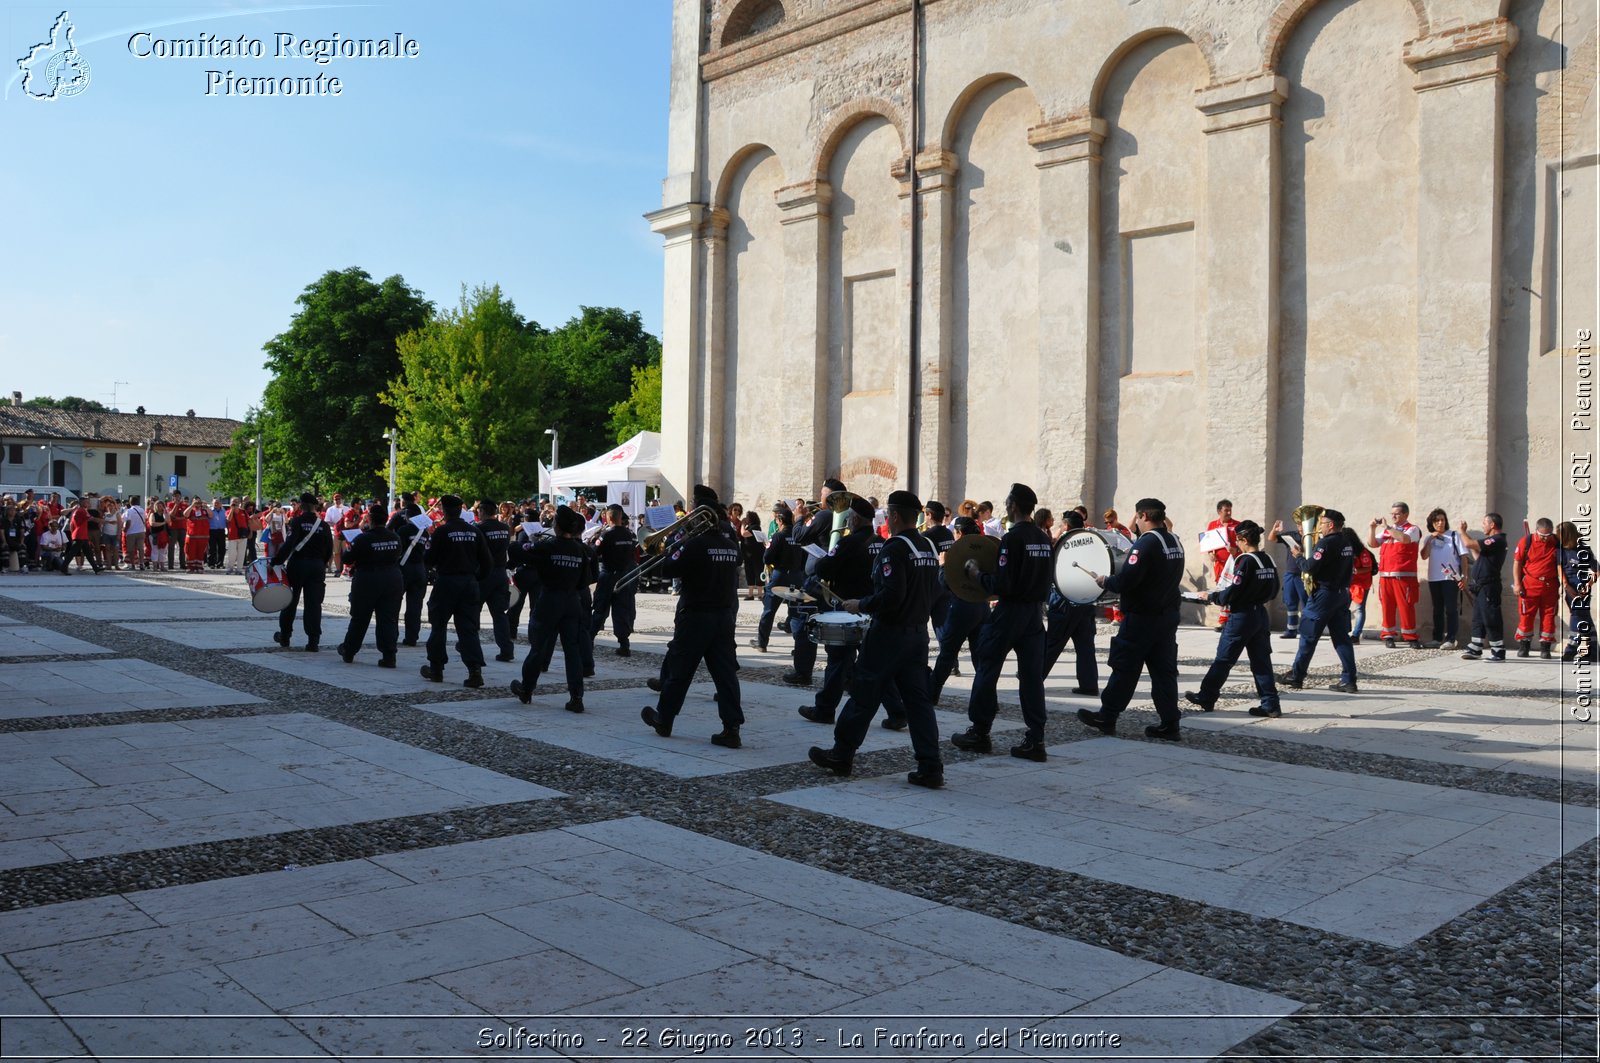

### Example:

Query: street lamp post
xmin=383 ymin=430 xmax=397 ymax=514
xmin=141 ymin=440 xmax=152 ymax=503
xmin=248 ymin=437 xmax=262 ymax=508
xmin=544 ymin=427 xmax=558 ymax=501
xmin=38 ymin=443 xmax=53 ymax=488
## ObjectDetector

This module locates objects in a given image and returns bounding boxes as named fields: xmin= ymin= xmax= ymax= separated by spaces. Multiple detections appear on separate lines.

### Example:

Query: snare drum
xmin=1052 ymin=529 xmax=1131 ymax=606
xmin=806 ymin=610 xmax=871 ymax=647
xmin=245 ymin=558 xmax=293 ymax=613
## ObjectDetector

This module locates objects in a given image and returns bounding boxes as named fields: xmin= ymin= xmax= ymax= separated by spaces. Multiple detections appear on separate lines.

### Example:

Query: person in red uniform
xmin=65 ymin=498 xmax=102 ymax=572
xmin=1368 ymin=501 xmax=1422 ymax=648
xmin=1513 ymin=518 xmax=1560 ymax=658
xmin=1204 ymin=499 xmax=1240 ymax=628
xmin=185 ymin=497 xmax=210 ymax=572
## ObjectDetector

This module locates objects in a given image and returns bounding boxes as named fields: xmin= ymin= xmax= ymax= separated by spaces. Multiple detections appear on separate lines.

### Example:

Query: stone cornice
xmin=1028 ymin=115 xmax=1107 ymax=167
xmin=1196 ymin=73 xmax=1287 ymax=134
xmin=703 ymin=0 xmax=916 ymax=82
xmin=646 ymin=202 xmax=707 ymax=244
xmin=1404 ymin=18 xmax=1517 ymax=91
xmin=775 ymin=179 xmax=833 ymax=224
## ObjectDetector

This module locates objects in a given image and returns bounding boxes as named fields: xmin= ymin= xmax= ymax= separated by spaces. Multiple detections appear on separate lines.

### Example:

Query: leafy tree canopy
xmin=608 ymin=360 xmax=663 ymax=443
xmin=258 ymin=267 xmax=432 ymax=497
xmin=25 ymin=395 xmax=110 ymax=412
xmin=534 ymin=307 xmax=661 ymax=461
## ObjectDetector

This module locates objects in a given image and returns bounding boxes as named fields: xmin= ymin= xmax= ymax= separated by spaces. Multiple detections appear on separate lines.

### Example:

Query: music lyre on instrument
xmin=944 ymin=534 xmax=1000 ymax=603
xmin=615 ymin=504 xmax=719 ymax=591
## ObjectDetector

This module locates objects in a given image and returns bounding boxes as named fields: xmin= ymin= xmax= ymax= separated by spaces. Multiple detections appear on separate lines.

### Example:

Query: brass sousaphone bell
xmin=944 ymin=534 xmax=1000 ymax=603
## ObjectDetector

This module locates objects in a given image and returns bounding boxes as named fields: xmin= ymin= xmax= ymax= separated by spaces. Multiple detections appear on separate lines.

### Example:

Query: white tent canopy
xmin=548 ymin=431 xmax=662 ymax=490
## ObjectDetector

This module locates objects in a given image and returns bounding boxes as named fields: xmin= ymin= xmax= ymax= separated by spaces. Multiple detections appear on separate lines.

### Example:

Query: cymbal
xmin=944 ymin=534 xmax=999 ymax=603
xmin=769 ymin=584 xmax=815 ymax=604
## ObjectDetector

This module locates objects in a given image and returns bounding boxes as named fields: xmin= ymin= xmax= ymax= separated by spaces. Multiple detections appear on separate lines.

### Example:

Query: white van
xmin=0 ymin=484 xmax=80 ymax=505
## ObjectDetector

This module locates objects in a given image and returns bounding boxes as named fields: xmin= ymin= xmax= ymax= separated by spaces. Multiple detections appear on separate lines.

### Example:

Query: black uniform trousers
xmin=967 ymin=601 xmax=1049 ymax=740
xmin=400 ymin=562 xmax=427 ymax=643
xmin=755 ymin=576 xmax=782 ymax=648
xmin=1100 ymin=608 xmax=1182 ymax=727
xmin=813 ymin=642 xmax=904 ymax=720
xmin=479 ymin=566 xmax=513 ymax=658
xmin=277 ymin=557 xmax=326 ymax=643
xmin=1195 ymin=603 xmax=1279 ymax=711
xmin=1469 ymin=584 xmax=1504 ymax=649
xmin=656 ymin=606 xmax=743 ymax=728
xmin=521 ymin=590 xmax=589 ymax=697
xmin=1044 ymin=602 xmax=1099 ymax=692
xmin=578 ymin=585 xmax=596 ymax=673
xmin=833 ymin=625 xmax=943 ymax=773
xmin=930 ymin=597 xmax=989 ymax=699
xmin=1288 ymin=587 xmax=1358 ymax=682
xmin=341 ymin=568 xmax=403 ymax=659
xmin=591 ymin=568 xmax=636 ymax=644
xmin=426 ymin=572 xmax=485 ymax=669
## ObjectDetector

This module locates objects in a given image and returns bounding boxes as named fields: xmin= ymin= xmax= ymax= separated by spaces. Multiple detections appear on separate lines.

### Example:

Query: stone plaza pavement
xmin=0 ymin=570 xmax=1594 ymax=1061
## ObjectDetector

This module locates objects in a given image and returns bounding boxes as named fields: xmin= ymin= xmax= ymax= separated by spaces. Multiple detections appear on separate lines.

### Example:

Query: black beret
xmin=1009 ymin=483 xmax=1038 ymax=513
xmin=440 ymin=494 xmax=463 ymax=510
xmin=952 ymin=516 xmax=980 ymax=535
xmin=554 ymin=505 xmax=584 ymax=535
xmin=924 ymin=500 xmax=946 ymax=520
xmin=298 ymin=492 xmax=318 ymax=506
xmin=824 ymin=478 xmax=846 ymax=493
xmin=692 ymin=483 xmax=718 ymax=505
xmin=887 ymin=489 xmax=921 ymax=511
xmin=849 ymin=497 xmax=874 ymax=521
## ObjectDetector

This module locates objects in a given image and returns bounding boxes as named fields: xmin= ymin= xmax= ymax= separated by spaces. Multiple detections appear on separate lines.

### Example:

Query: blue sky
xmin=1 ymin=0 xmax=673 ymax=420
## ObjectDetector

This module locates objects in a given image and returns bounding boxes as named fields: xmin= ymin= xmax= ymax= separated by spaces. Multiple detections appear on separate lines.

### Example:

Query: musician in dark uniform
xmin=951 ymin=483 xmax=1054 ymax=761
xmin=338 ymin=502 xmax=404 ymax=666
xmin=507 ymin=509 xmax=542 ymax=637
xmin=751 ymin=504 xmax=798 ymax=652
xmin=807 ymin=490 xmax=945 ymax=787
xmin=474 ymin=499 xmax=516 ymax=663
xmin=929 ymin=516 xmax=991 ymax=699
xmin=1185 ymin=519 xmax=1282 ymax=717
xmin=387 ymin=493 xmax=429 ymax=646
xmin=798 ymin=496 xmax=906 ymax=728
xmin=419 ymin=494 xmax=492 ymax=688
xmin=1277 ymin=509 xmax=1360 ymax=692
xmin=641 ymin=515 xmax=743 ymax=747
xmin=272 ymin=492 xmax=334 ymax=651
xmin=781 ymin=478 xmax=848 ymax=684
xmin=1078 ymin=497 xmax=1187 ymax=740
xmin=590 ymin=504 xmax=638 ymax=656
xmin=509 ymin=505 xmax=590 ymax=713
xmin=1043 ymin=509 xmax=1099 ymax=697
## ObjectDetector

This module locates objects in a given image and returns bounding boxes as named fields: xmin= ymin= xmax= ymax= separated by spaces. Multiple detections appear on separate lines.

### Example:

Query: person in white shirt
xmin=39 ymin=522 xmax=67 ymax=574
xmin=1418 ymin=506 xmax=1469 ymax=649
xmin=122 ymin=497 xmax=147 ymax=570
xmin=977 ymin=500 xmax=1003 ymax=537
xmin=323 ymin=493 xmax=347 ymax=573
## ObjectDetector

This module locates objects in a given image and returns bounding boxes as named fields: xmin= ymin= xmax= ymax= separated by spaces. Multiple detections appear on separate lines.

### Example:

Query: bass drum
xmin=1052 ymin=529 xmax=1130 ymax=605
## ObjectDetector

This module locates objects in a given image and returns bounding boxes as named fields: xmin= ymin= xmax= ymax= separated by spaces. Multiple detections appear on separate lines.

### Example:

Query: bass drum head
xmin=1053 ymin=529 xmax=1121 ymax=605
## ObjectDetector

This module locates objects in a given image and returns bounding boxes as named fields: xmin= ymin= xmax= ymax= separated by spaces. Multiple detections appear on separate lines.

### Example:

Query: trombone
xmin=615 ymin=504 xmax=720 ymax=591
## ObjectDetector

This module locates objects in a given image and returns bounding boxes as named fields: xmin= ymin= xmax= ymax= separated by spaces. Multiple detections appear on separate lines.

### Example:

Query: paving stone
xmin=0 ymin=659 xmax=263 ymax=720
xmin=0 ymin=625 xmax=111 ymax=656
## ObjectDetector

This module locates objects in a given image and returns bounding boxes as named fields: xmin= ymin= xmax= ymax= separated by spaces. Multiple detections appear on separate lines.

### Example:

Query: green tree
xmin=532 ymin=307 xmax=661 ymax=460
xmin=608 ymin=360 xmax=662 ymax=442
xmin=384 ymin=285 xmax=551 ymax=500
xmin=259 ymin=267 xmax=432 ymax=497
xmin=24 ymin=395 xmax=110 ymax=412
xmin=207 ymin=410 xmax=303 ymax=502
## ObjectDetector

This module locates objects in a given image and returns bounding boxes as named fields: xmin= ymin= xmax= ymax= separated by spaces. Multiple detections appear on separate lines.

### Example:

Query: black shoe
xmin=338 ymin=647 xmax=354 ymax=664
xmin=419 ymin=664 xmax=443 ymax=682
xmin=808 ymin=745 xmax=851 ymax=775
xmin=1276 ymin=671 xmax=1303 ymax=689
xmin=1277 ymin=630 xmax=1298 ymax=640
xmin=1328 ymin=680 xmax=1358 ymax=694
xmin=641 ymin=705 xmax=672 ymax=737
xmin=1076 ymin=709 xmax=1117 ymax=736
xmin=907 ymin=768 xmax=944 ymax=788
xmin=1249 ymin=705 xmax=1282 ymax=718
xmin=273 ymin=631 xmax=290 ymax=647
xmin=582 ymin=668 xmax=595 ymax=678
xmin=1517 ymin=640 xmax=1531 ymax=658
xmin=1487 ymin=650 xmax=1506 ymax=662
xmin=1144 ymin=721 xmax=1182 ymax=741
xmin=378 ymin=656 xmax=396 ymax=669
xmin=494 ymin=652 xmax=515 ymax=663
xmin=616 ymin=644 xmax=631 ymax=657
xmin=950 ymin=664 xmax=962 ymax=677
xmin=950 ymin=728 xmax=993 ymax=753
xmin=564 ymin=698 xmax=584 ymax=714
xmin=647 ymin=677 xmax=662 ymax=693
xmin=1541 ymin=644 xmax=1553 ymax=660
xmin=1383 ymin=637 xmax=1397 ymax=649
xmin=510 ymin=680 xmax=532 ymax=705
xmin=463 ymin=670 xmax=484 ymax=689
xmin=1010 ymin=736 xmax=1047 ymax=762
xmin=304 ymin=642 xmax=319 ymax=653
xmin=748 ymin=639 xmax=766 ymax=651
xmin=401 ymin=638 xmax=418 ymax=647
xmin=881 ymin=717 xmax=907 ymax=732
xmin=1461 ymin=648 xmax=1482 ymax=660
xmin=781 ymin=671 xmax=812 ymax=686
xmin=798 ymin=705 xmax=834 ymax=724
xmin=1183 ymin=691 xmax=1214 ymax=712
xmin=1071 ymin=686 xmax=1100 ymax=697
xmin=1563 ymin=645 xmax=1578 ymax=663
xmin=710 ymin=729 xmax=741 ymax=748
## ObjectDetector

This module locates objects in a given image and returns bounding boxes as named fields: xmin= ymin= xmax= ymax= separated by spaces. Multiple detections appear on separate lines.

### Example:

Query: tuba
xmin=1292 ymin=504 xmax=1324 ymax=595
